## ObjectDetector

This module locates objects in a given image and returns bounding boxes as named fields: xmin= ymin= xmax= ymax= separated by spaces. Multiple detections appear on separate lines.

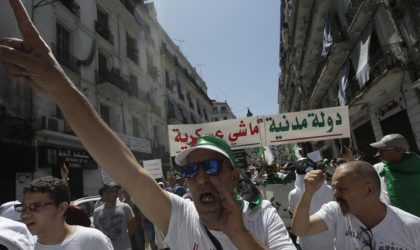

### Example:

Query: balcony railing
xmin=346 ymin=44 xmax=401 ymax=103
xmin=127 ymin=46 xmax=139 ymax=64
xmin=95 ymin=68 xmax=130 ymax=93
xmin=345 ymin=0 xmax=365 ymax=25
xmin=59 ymin=0 xmax=80 ymax=17
xmin=369 ymin=44 xmax=401 ymax=81
xmin=148 ymin=65 xmax=159 ymax=80
xmin=151 ymin=103 xmax=161 ymax=116
xmin=95 ymin=20 xmax=113 ymax=45
xmin=119 ymin=0 xmax=144 ymax=14
xmin=51 ymin=43 xmax=80 ymax=74
xmin=145 ymin=34 xmax=155 ymax=47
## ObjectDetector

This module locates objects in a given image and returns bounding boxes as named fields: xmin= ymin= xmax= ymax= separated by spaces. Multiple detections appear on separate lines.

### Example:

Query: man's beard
xmin=335 ymin=197 xmax=349 ymax=214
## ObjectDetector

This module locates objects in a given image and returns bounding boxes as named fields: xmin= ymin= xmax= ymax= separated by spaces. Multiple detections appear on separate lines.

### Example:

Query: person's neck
xmin=38 ymin=223 xmax=75 ymax=245
xmin=355 ymin=201 xmax=387 ymax=229
xmin=104 ymin=200 xmax=116 ymax=208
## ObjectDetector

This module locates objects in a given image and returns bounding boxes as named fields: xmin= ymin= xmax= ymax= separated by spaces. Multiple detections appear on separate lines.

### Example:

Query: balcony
xmin=51 ymin=43 xmax=80 ymax=74
xmin=59 ymin=0 xmax=80 ymax=17
xmin=95 ymin=20 xmax=113 ymax=45
xmin=151 ymin=103 xmax=161 ymax=116
xmin=127 ymin=45 xmax=139 ymax=64
xmin=345 ymin=45 xmax=401 ymax=103
xmin=95 ymin=68 xmax=130 ymax=93
xmin=345 ymin=0 xmax=365 ymax=25
xmin=369 ymin=44 xmax=401 ymax=81
xmin=120 ymin=0 xmax=144 ymax=14
xmin=145 ymin=34 xmax=155 ymax=47
xmin=148 ymin=65 xmax=159 ymax=80
xmin=129 ymin=86 xmax=147 ymax=100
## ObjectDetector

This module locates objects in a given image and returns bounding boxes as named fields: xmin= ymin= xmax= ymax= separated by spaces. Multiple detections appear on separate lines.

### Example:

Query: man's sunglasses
xmin=179 ymin=159 xmax=227 ymax=179
xmin=14 ymin=202 xmax=55 ymax=213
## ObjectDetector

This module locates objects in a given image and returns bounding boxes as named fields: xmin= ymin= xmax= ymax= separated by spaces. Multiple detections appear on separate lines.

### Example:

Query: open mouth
xmin=200 ymin=192 xmax=215 ymax=203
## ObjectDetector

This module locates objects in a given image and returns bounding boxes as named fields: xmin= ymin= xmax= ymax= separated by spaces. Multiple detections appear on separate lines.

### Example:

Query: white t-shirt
xmin=165 ymin=193 xmax=296 ymax=250
xmin=34 ymin=226 xmax=113 ymax=250
xmin=288 ymin=174 xmax=334 ymax=250
xmin=315 ymin=201 xmax=420 ymax=250
xmin=373 ymin=162 xmax=390 ymax=204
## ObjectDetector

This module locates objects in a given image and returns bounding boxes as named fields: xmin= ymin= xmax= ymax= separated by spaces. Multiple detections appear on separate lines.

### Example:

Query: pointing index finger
xmin=9 ymin=0 xmax=43 ymax=45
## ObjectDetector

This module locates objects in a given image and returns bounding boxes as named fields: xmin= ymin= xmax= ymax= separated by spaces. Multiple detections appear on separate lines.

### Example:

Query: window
xmin=224 ymin=117 xmax=227 ymax=120
xmin=177 ymin=81 xmax=184 ymax=100
xmin=98 ymin=53 xmax=108 ymax=81
xmin=197 ymin=103 xmax=201 ymax=115
xmin=132 ymin=117 xmax=140 ymax=137
xmin=165 ymin=70 xmax=171 ymax=89
xmin=126 ymin=32 xmax=139 ymax=63
xmin=215 ymin=118 xmax=219 ymax=121
xmin=129 ymin=74 xmax=139 ymax=98
xmin=100 ymin=104 xmax=111 ymax=125
xmin=187 ymin=93 xmax=194 ymax=109
xmin=56 ymin=23 xmax=70 ymax=67
xmin=212 ymin=107 xmax=218 ymax=112
xmin=221 ymin=106 xmax=227 ymax=112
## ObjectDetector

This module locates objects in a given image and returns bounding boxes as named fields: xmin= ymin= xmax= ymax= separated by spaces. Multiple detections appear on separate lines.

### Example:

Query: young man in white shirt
xmin=292 ymin=160 xmax=420 ymax=250
xmin=17 ymin=177 xmax=113 ymax=250
xmin=0 ymin=1 xmax=295 ymax=249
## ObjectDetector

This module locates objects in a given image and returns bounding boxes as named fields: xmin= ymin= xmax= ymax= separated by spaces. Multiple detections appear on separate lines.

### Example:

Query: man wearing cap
xmin=93 ymin=182 xmax=136 ymax=250
xmin=370 ymin=133 xmax=420 ymax=217
xmin=0 ymin=2 xmax=295 ymax=249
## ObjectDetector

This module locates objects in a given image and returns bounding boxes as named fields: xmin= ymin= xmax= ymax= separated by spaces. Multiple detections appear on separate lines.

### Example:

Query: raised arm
xmin=0 ymin=0 xmax=171 ymax=234
xmin=291 ymin=170 xmax=328 ymax=236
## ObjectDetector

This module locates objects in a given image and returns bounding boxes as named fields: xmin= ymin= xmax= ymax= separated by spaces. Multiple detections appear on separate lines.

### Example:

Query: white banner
xmin=265 ymin=106 xmax=350 ymax=145
xmin=168 ymin=106 xmax=350 ymax=156
xmin=143 ymin=159 xmax=163 ymax=179
xmin=168 ymin=116 xmax=266 ymax=156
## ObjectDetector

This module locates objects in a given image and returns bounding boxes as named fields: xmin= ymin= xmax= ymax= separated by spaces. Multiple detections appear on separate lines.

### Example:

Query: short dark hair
xmin=23 ymin=176 xmax=70 ymax=205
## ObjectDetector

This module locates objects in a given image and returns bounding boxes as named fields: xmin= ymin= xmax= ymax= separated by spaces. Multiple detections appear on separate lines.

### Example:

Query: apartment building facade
xmin=279 ymin=0 xmax=420 ymax=162
xmin=0 ymin=0 xmax=212 ymax=202
xmin=210 ymin=101 xmax=236 ymax=122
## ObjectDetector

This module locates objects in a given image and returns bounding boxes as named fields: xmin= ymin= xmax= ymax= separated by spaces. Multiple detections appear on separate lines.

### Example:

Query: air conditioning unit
xmin=41 ymin=116 xmax=64 ymax=132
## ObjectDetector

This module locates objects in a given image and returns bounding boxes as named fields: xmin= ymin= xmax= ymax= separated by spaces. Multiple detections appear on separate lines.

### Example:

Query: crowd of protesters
xmin=1 ymin=1 xmax=420 ymax=249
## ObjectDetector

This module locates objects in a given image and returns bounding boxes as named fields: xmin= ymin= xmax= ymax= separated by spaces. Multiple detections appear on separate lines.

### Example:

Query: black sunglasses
xmin=179 ymin=159 xmax=228 ymax=179
xmin=360 ymin=227 xmax=373 ymax=250
xmin=14 ymin=202 xmax=55 ymax=213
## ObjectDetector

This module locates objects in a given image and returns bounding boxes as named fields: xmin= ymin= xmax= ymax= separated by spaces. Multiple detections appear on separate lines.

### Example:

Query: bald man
xmin=292 ymin=161 xmax=420 ymax=250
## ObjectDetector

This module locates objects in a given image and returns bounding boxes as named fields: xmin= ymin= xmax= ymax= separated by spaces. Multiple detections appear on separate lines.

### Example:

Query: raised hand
xmin=304 ymin=170 xmax=325 ymax=195
xmin=0 ymin=0 xmax=70 ymax=95
xmin=61 ymin=163 xmax=69 ymax=180
xmin=208 ymin=175 xmax=245 ymax=236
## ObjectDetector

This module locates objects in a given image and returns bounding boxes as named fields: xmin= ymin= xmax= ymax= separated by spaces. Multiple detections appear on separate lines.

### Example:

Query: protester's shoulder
xmin=117 ymin=201 xmax=132 ymax=209
xmin=74 ymin=226 xmax=111 ymax=241
xmin=388 ymin=204 xmax=420 ymax=226
xmin=93 ymin=204 xmax=104 ymax=214
xmin=317 ymin=201 xmax=340 ymax=214
xmin=168 ymin=191 xmax=196 ymax=215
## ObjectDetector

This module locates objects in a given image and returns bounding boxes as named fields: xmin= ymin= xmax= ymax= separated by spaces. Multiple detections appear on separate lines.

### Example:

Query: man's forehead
xmin=23 ymin=192 xmax=50 ymax=201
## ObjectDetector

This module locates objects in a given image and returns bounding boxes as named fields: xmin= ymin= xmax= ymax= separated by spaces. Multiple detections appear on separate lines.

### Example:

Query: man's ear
xmin=365 ymin=182 xmax=375 ymax=197
xmin=232 ymin=169 xmax=240 ymax=184
xmin=58 ymin=201 xmax=69 ymax=216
